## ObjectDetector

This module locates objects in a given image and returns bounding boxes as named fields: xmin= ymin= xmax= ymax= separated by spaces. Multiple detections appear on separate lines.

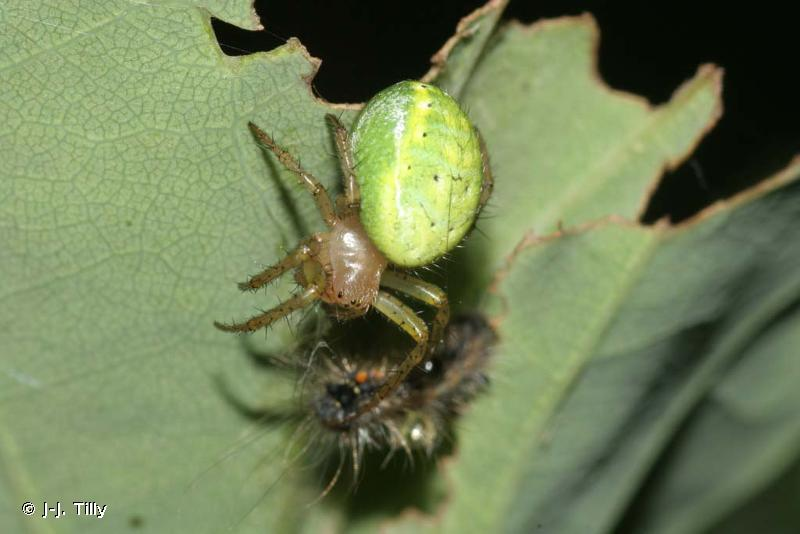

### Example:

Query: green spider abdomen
xmin=350 ymin=80 xmax=485 ymax=267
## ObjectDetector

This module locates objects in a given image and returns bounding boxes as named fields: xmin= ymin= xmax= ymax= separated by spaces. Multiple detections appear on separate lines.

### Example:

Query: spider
xmin=215 ymin=81 xmax=493 ymax=421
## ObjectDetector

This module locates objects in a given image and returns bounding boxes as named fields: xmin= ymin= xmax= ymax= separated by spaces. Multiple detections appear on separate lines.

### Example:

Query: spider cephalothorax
xmin=294 ymin=211 xmax=386 ymax=320
xmin=215 ymin=81 xmax=493 ymax=420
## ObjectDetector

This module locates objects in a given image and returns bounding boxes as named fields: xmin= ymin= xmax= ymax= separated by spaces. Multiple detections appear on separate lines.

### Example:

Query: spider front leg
xmin=248 ymin=121 xmax=337 ymax=226
xmin=215 ymin=238 xmax=321 ymax=332
xmin=356 ymin=291 xmax=430 ymax=417
xmin=236 ymin=238 xmax=319 ymax=292
xmin=325 ymin=114 xmax=360 ymax=216
xmin=350 ymin=273 xmax=449 ymax=418
xmin=380 ymin=270 xmax=449 ymax=353
xmin=213 ymin=286 xmax=320 ymax=333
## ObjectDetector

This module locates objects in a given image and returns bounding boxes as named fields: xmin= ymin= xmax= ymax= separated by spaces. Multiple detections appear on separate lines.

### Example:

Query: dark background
xmin=212 ymin=1 xmax=798 ymax=223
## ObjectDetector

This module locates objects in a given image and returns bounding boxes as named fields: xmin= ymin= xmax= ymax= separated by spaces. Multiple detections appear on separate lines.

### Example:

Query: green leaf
xmin=452 ymin=16 xmax=721 ymax=301
xmin=620 ymin=281 xmax=800 ymax=534
xmin=2 ymin=2 xmax=352 ymax=532
xmin=441 ymin=161 xmax=800 ymax=534
xmin=422 ymin=0 xmax=509 ymax=98
xmin=707 ymin=458 xmax=800 ymax=534
xmin=3 ymin=2 xmax=796 ymax=534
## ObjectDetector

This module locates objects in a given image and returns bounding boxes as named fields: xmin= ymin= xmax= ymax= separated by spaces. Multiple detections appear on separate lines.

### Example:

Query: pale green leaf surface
xmin=1 ymin=2 xmax=354 ymax=532
xmin=197 ymin=0 xmax=262 ymax=30
xmin=620 ymin=295 xmax=800 ymax=534
xmin=452 ymin=16 xmax=722 ymax=300
xmin=390 ymin=162 xmax=799 ymax=534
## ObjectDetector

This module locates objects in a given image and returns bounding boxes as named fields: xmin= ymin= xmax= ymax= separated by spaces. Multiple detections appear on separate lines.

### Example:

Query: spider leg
xmin=379 ymin=270 xmax=450 ymax=354
xmin=353 ymin=291 xmax=429 ymax=418
xmin=248 ymin=121 xmax=337 ymax=226
xmin=325 ymin=114 xmax=360 ymax=216
xmin=214 ymin=287 xmax=319 ymax=333
xmin=476 ymin=129 xmax=494 ymax=212
xmin=236 ymin=238 xmax=319 ymax=292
